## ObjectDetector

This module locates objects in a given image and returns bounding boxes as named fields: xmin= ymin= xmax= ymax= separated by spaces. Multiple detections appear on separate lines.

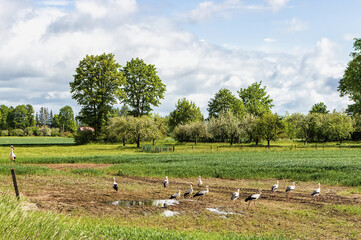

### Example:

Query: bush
xmin=0 ymin=130 xmax=9 ymax=136
xmin=63 ymin=131 xmax=74 ymax=138
xmin=39 ymin=126 xmax=51 ymax=136
xmin=51 ymin=128 xmax=60 ymax=136
xmin=25 ymin=127 xmax=39 ymax=136
xmin=10 ymin=129 xmax=24 ymax=136
xmin=74 ymin=130 xmax=94 ymax=145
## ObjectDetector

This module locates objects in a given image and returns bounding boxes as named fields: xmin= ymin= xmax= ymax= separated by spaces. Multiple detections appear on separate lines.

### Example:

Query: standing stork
xmin=113 ymin=177 xmax=118 ymax=191
xmin=311 ymin=183 xmax=321 ymax=198
xmin=285 ymin=182 xmax=296 ymax=200
xmin=163 ymin=176 xmax=169 ymax=189
xmin=231 ymin=189 xmax=240 ymax=201
xmin=170 ymin=187 xmax=181 ymax=199
xmin=197 ymin=176 xmax=203 ymax=187
xmin=193 ymin=186 xmax=209 ymax=198
xmin=184 ymin=182 xmax=193 ymax=198
xmin=9 ymin=145 xmax=16 ymax=169
xmin=271 ymin=181 xmax=279 ymax=192
xmin=245 ymin=190 xmax=262 ymax=209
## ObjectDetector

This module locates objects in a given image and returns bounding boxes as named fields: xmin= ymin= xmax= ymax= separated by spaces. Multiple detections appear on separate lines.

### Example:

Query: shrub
xmin=39 ymin=126 xmax=51 ymax=136
xmin=25 ymin=127 xmax=39 ymax=136
xmin=74 ymin=130 xmax=94 ymax=145
xmin=0 ymin=130 xmax=9 ymax=136
xmin=51 ymin=128 xmax=60 ymax=136
xmin=10 ymin=129 xmax=24 ymax=136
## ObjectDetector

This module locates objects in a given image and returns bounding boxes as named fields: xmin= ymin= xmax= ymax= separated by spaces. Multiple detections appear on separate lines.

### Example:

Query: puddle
xmin=110 ymin=199 xmax=179 ymax=207
xmin=162 ymin=210 xmax=180 ymax=217
xmin=206 ymin=207 xmax=242 ymax=216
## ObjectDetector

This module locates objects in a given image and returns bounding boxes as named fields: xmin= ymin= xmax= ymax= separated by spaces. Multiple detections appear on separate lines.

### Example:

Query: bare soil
xmin=1 ymin=163 xmax=361 ymax=239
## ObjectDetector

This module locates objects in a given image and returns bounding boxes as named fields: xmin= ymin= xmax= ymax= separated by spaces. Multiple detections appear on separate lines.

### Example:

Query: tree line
xmin=0 ymin=104 xmax=77 ymax=136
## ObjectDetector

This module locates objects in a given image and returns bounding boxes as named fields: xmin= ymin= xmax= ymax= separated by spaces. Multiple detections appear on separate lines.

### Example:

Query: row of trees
xmin=0 ymin=104 xmax=77 ymax=134
xmin=106 ymin=109 xmax=353 ymax=147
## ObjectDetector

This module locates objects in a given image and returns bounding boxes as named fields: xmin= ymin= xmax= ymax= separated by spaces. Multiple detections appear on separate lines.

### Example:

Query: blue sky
xmin=0 ymin=0 xmax=360 ymax=117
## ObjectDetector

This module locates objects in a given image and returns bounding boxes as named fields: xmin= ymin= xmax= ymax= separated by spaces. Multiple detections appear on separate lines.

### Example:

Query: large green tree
xmin=122 ymin=58 xmax=166 ymax=117
xmin=338 ymin=38 xmax=361 ymax=115
xmin=58 ymin=106 xmax=77 ymax=133
xmin=168 ymin=98 xmax=204 ymax=130
xmin=207 ymin=88 xmax=245 ymax=119
xmin=238 ymin=81 xmax=274 ymax=117
xmin=309 ymin=102 xmax=329 ymax=114
xmin=0 ymin=105 xmax=9 ymax=129
xmin=70 ymin=53 xmax=126 ymax=140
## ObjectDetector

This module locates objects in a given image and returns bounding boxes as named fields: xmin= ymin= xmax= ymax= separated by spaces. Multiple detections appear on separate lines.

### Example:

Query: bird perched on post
xmin=271 ymin=181 xmax=279 ymax=192
xmin=9 ymin=145 xmax=16 ymax=169
xmin=197 ymin=176 xmax=203 ymax=187
xmin=184 ymin=182 xmax=193 ymax=198
xmin=311 ymin=183 xmax=321 ymax=197
xmin=245 ymin=190 xmax=262 ymax=209
xmin=163 ymin=176 xmax=169 ymax=189
xmin=113 ymin=177 xmax=118 ymax=191
xmin=231 ymin=189 xmax=240 ymax=201
xmin=193 ymin=186 xmax=209 ymax=198
xmin=170 ymin=187 xmax=181 ymax=199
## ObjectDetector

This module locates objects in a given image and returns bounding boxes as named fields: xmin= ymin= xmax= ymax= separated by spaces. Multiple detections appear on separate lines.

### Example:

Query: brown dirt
xmin=1 ymin=163 xmax=361 ymax=239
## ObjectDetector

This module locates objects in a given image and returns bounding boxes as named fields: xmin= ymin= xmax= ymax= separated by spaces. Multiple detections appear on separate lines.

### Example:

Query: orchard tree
xmin=338 ymin=38 xmax=361 ymax=115
xmin=70 ymin=53 xmax=126 ymax=140
xmin=323 ymin=111 xmax=354 ymax=144
xmin=148 ymin=114 xmax=168 ymax=145
xmin=238 ymin=81 xmax=274 ymax=117
xmin=208 ymin=110 xmax=241 ymax=145
xmin=290 ymin=113 xmax=318 ymax=145
xmin=122 ymin=58 xmax=166 ymax=117
xmin=127 ymin=115 xmax=152 ymax=148
xmin=172 ymin=124 xmax=189 ymax=143
xmin=108 ymin=116 xmax=130 ymax=146
xmin=58 ymin=106 xmax=77 ymax=133
xmin=168 ymin=98 xmax=204 ymax=130
xmin=309 ymin=102 xmax=329 ymax=114
xmin=207 ymin=88 xmax=245 ymax=119
xmin=187 ymin=121 xmax=208 ymax=145
xmin=259 ymin=113 xmax=283 ymax=146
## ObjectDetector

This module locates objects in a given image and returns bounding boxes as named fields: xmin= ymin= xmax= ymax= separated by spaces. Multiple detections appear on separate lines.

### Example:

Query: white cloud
xmin=267 ymin=0 xmax=290 ymax=12
xmin=0 ymin=0 xmax=350 ymax=116
xmin=286 ymin=18 xmax=308 ymax=32
xmin=264 ymin=38 xmax=277 ymax=42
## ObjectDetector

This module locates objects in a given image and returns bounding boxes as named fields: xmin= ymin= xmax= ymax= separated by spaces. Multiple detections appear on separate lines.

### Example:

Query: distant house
xmin=79 ymin=126 xmax=95 ymax=132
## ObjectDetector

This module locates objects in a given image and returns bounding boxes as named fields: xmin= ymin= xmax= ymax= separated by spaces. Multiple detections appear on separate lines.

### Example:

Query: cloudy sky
xmin=0 ymin=0 xmax=360 ymax=117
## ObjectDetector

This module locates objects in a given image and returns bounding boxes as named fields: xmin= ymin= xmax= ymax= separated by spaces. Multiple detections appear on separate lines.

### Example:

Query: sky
xmin=0 ymin=0 xmax=360 ymax=117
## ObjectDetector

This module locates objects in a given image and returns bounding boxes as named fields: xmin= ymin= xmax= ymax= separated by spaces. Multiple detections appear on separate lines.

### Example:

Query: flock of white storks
xmin=112 ymin=175 xmax=321 ymax=209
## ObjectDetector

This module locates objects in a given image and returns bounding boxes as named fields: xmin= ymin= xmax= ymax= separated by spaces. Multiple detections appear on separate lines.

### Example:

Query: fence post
xmin=11 ymin=168 xmax=20 ymax=200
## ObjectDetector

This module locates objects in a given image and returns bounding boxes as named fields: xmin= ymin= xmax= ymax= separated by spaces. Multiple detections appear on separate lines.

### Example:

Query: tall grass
xmin=0 ymin=194 xmax=283 ymax=240
xmin=2 ymin=149 xmax=361 ymax=186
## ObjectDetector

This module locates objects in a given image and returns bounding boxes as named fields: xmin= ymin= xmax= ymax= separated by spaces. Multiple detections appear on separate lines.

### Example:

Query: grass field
xmin=0 ymin=136 xmax=75 ymax=146
xmin=0 ymin=140 xmax=361 ymax=239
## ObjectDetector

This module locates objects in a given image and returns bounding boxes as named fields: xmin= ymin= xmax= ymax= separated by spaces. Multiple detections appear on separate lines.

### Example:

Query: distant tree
xmin=127 ymin=115 xmax=152 ymax=148
xmin=186 ymin=121 xmax=208 ymax=145
xmin=208 ymin=110 xmax=241 ymax=145
xmin=239 ymin=113 xmax=257 ymax=142
xmin=258 ymin=113 xmax=284 ymax=146
xmin=290 ymin=113 xmax=318 ymax=145
xmin=70 ymin=53 xmax=126 ymax=140
xmin=122 ymin=58 xmax=166 ymax=117
xmin=238 ymin=81 xmax=274 ymax=117
xmin=148 ymin=114 xmax=168 ymax=145
xmin=108 ymin=116 xmax=130 ymax=146
xmin=25 ymin=104 xmax=36 ymax=127
xmin=38 ymin=107 xmax=49 ymax=126
xmin=0 ymin=105 xmax=9 ymax=129
xmin=309 ymin=102 xmax=329 ymax=114
xmin=168 ymin=98 xmax=204 ymax=130
xmin=338 ymin=38 xmax=361 ymax=115
xmin=172 ymin=124 xmax=189 ymax=143
xmin=207 ymin=88 xmax=245 ymax=119
xmin=10 ymin=105 xmax=28 ymax=129
xmin=58 ymin=106 xmax=77 ymax=133
xmin=322 ymin=111 xmax=354 ymax=144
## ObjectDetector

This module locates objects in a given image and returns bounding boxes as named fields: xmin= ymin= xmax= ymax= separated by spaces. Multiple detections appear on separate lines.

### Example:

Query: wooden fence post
xmin=11 ymin=168 xmax=20 ymax=200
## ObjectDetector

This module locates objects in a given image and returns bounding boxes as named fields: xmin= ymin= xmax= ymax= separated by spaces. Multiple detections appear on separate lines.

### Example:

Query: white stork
xmin=193 ymin=186 xmax=209 ymax=198
xmin=197 ymin=176 xmax=203 ymax=187
xmin=271 ymin=181 xmax=279 ymax=192
xmin=245 ymin=189 xmax=262 ymax=209
xmin=9 ymin=145 xmax=16 ymax=169
xmin=170 ymin=187 xmax=181 ymax=199
xmin=285 ymin=182 xmax=296 ymax=200
xmin=163 ymin=176 xmax=169 ymax=189
xmin=113 ymin=177 xmax=118 ymax=191
xmin=231 ymin=189 xmax=240 ymax=201
xmin=183 ymin=182 xmax=193 ymax=198
xmin=311 ymin=183 xmax=321 ymax=197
